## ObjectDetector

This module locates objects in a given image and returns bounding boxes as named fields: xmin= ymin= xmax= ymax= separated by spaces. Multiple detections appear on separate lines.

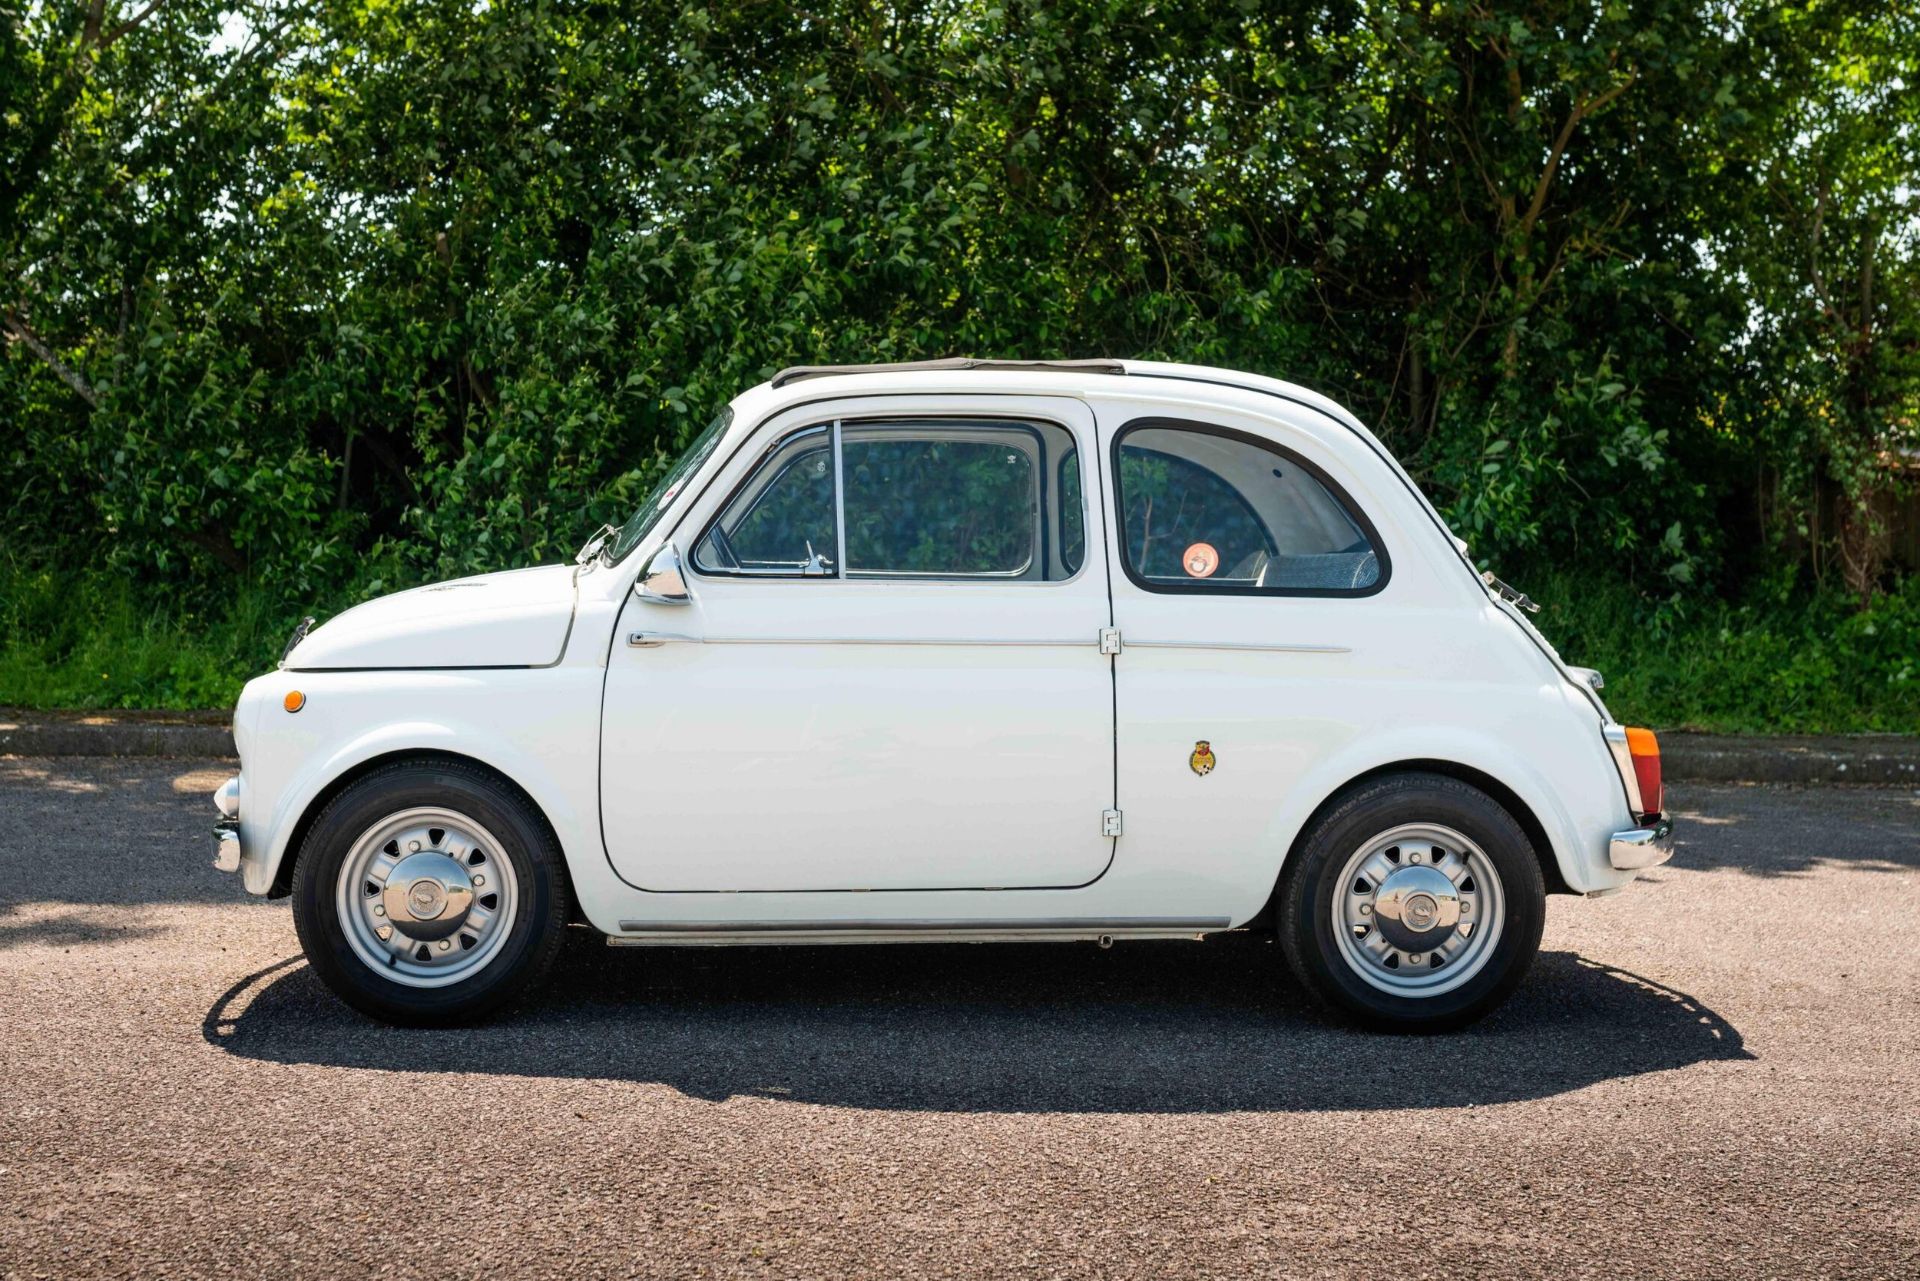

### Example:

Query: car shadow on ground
xmin=205 ymin=939 xmax=1750 ymax=1113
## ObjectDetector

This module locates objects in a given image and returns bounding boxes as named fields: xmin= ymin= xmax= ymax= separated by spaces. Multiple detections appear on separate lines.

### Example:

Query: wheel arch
xmin=1250 ymin=757 xmax=1570 ymax=931
xmin=268 ymin=749 xmax=584 ymax=922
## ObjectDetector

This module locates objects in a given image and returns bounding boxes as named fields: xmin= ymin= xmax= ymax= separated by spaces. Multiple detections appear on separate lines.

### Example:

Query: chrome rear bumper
xmin=1608 ymin=815 xmax=1673 ymax=870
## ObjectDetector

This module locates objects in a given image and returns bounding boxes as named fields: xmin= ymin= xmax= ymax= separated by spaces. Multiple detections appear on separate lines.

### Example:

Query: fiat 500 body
xmin=212 ymin=359 xmax=1671 ymax=1029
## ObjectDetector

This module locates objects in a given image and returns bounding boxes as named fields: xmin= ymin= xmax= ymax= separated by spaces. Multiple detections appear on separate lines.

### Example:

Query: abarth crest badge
xmin=1190 ymin=741 xmax=1216 ymax=776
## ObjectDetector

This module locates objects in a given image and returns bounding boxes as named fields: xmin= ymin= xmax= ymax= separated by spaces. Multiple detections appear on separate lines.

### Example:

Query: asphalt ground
xmin=1 ymin=758 xmax=1916 ymax=1279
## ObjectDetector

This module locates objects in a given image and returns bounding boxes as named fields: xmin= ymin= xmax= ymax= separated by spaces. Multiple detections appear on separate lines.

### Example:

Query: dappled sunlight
xmin=0 ymin=761 xmax=101 ymax=794
xmin=1674 ymin=810 xmax=1738 ymax=826
xmin=1671 ymin=784 xmax=1920 ymax=877
xmin=171 ymin=768 xmax=230 ymax=794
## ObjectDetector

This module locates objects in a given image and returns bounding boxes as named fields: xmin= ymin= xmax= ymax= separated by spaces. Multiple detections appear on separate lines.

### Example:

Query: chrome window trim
xmin=831 ymin=418 xmax=848 ymax=578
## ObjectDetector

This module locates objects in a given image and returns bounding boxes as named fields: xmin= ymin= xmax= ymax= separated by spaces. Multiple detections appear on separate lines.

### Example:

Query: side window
xmin=1058 ymin=450 xmax=1084 ymax=576
xmin=697 ymin=417 xmax=1085 ymax=582
xmin=842 ymin=423 xmax=1052 ymax=578
xmin=693 ymin=425 xmax=837 ymax=575
xmin=1115 ymin=420 xmax=1384 ymax=594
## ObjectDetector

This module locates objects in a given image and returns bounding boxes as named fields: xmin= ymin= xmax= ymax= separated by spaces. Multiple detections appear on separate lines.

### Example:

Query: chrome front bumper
xmin=1608 ymin=815 xmax=1673 ymax=870
xmin=213 ymin=820 xmax=242 ymax=873
xmin=212 ymin=774 xmax=242 ymax=873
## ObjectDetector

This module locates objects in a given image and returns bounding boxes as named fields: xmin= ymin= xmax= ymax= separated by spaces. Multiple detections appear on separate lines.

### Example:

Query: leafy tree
xmin=1 ymin=0 xmax=1914 ymax=624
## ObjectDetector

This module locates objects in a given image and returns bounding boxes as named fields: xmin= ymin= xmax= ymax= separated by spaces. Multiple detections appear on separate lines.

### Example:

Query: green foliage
xmin=1527 ymin=569 xmax=1920 ymax=734
xmin=1 ymin=0 xmax=1917 ymax=729
xmin=0 ymin=559 xmax=274 ymax=711
xmin=7 ymin=555 xmax=1915 ymax=733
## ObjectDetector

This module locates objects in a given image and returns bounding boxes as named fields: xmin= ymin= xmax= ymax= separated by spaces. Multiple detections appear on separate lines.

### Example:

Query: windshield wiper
xmin=575 ymin=524 xmax=619 ymax=565
xmin=1481 ymin=571 xmax=1540 ymax=614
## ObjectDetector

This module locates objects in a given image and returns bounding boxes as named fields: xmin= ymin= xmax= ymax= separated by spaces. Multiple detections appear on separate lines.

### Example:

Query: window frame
xmin=1109 ymin=416 xmax=1392 ymax=600
xmin=688 ymin=423 xmax=838 ymax=579
xmin=688 ymin=413 xmax=1092 ymax=587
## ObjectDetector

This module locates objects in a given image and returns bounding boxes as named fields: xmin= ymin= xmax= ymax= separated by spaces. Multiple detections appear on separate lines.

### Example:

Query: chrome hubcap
xmin=382 ymin=851 xmax=475 ymax=941
xmin=336 ymin=807 xmax=518 ymax=988
xmin=1332 ymin=823 xmax=1504 ymax=997
xmin=1371 ymin=864 xmax=1461 ymax=950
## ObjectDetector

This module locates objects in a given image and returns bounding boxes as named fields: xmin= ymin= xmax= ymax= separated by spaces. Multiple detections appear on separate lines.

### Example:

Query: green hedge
xmin=3 ymin=558 xmax=1915 ymax=733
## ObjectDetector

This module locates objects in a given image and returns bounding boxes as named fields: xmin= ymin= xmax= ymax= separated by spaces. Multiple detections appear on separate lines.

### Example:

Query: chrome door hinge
xmin=1098 ymin=627 xmax=1122 ymax=655
xmin=1101 ymin=808 xmax=1124 ymax=837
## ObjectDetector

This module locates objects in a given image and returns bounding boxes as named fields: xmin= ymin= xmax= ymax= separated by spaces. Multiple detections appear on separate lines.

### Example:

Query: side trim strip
xmin=615 ymin=916 xmax=1233 ymax=934
xmin=628 ymin=633 xmax=1090 ymax=648
xmin=1126 ymin=640 xmax=1351 ymax=654
xmin=624 ymin=634 xmax=1346 ymax=653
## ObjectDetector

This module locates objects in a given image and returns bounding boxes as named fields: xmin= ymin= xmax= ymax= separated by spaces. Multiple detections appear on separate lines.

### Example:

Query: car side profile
xmin=211 ymin=358 xmax=1671 ymax=1030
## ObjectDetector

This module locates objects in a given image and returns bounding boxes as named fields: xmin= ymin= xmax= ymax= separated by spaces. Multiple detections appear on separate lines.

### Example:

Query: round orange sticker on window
xmin=1182 ymin=542 xmax=1220 ymax=578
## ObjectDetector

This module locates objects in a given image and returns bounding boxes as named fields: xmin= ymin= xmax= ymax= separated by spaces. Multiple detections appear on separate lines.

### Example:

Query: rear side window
xmin=1114 ymin=419 xmax=1385 ymax=595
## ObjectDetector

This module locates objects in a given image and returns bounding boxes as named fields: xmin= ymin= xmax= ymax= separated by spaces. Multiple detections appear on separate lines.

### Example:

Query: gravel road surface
xmin=1 ymin=758 xmax=1916 ymax=1279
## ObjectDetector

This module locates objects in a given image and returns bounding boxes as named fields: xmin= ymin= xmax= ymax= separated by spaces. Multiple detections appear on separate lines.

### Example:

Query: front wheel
xmin=1279 ymin=772 xmax=1545 ymax=1032
xmin=291 ymin=759 xmax=570 ymax=1025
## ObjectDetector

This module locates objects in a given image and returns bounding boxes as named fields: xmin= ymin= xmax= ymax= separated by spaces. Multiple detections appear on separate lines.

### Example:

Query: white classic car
xmin=213 ymin=358 xmax=1670 ymax=1030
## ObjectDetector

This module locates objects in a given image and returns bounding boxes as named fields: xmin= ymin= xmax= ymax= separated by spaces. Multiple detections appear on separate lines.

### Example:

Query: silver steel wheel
xmin=1331 ymin=822 xmax=1505 ymax=998
xmin=335 ymin=806 xmax=520 ymax=989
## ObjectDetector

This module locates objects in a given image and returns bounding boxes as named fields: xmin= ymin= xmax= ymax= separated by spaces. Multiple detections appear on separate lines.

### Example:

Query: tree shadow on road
xmin=1667 ymin=783 xmax=1920 ymax=877
xmin=205 ymin=940 xmax=1750 ymax=1113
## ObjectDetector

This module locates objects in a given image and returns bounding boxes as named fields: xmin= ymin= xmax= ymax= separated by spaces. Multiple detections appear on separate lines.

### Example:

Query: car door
xmin=599 ymin=396 xmax=1116 ymax=893
xmin=1095 ymin=410 xmax=1395 ymax=870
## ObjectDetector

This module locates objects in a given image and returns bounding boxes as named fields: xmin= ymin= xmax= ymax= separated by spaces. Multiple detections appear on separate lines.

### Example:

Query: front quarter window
xmin=606 ymin=406 xmax=733 ymax=565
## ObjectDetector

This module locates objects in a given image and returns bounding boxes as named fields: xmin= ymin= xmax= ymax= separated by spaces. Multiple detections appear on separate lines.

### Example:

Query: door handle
xmin=627 ymin=632 xmax=700 ymax=647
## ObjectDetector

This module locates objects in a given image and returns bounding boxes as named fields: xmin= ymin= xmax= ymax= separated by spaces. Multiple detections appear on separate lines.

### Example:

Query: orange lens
xmin=1624 ymin=727 xmax=1661 ymax=815
xmin=283 ymin=690 xmax=306 ymax=713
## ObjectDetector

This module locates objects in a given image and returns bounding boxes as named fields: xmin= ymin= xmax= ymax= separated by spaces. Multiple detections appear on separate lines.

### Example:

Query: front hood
xmin=285 ymin=564 xmax=580 ymax=670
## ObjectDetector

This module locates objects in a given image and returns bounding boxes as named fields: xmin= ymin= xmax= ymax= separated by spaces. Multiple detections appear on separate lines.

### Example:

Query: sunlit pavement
xmin=1 ymin=758 xmax=1915 ymax=1278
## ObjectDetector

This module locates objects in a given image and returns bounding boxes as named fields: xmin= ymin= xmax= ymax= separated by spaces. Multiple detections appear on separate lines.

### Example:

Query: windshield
xmin=605 ymin=407 xmax=733 ymax=564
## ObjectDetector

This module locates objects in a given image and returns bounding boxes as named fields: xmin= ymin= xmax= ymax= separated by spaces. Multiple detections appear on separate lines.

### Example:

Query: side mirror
xmin=633 ymin=542 xmax=692 ymax=605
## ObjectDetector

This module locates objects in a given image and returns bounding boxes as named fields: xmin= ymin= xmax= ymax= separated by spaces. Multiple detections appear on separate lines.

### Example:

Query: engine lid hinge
xmin=1101 ymin=808 xmax=1124 ymax=837
xmin=1098 ymin=627 xmax=1122 ymax=655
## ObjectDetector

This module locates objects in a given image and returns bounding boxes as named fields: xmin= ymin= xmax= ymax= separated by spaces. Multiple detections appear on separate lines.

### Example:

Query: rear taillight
xmin=1624 ymin=726 xmax=1662 ymax=817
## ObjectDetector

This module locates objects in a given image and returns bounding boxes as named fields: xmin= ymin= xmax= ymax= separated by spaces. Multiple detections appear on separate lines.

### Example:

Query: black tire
xmin=291 ymin=758 xmax=570 ymax=1025
xmin=1278 ymin=772 xmax=1545 ymax=1032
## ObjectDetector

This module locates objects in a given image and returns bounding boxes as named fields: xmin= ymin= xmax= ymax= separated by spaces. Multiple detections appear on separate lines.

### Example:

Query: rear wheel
xmin=1279 ymin=772 xmax=1544 ymax=1031
xmin=291 ymin=759 xmax=569 ymax=1025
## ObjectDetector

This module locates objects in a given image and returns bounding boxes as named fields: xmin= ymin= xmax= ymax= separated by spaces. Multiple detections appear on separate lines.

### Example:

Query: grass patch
xmin=1522 ymin=570 xmax=1920 ymax=734
xmin=0 ymin=562 xmax=295 ymax=712
xmin=2 ymin=559 xmax=1915 ymax=734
